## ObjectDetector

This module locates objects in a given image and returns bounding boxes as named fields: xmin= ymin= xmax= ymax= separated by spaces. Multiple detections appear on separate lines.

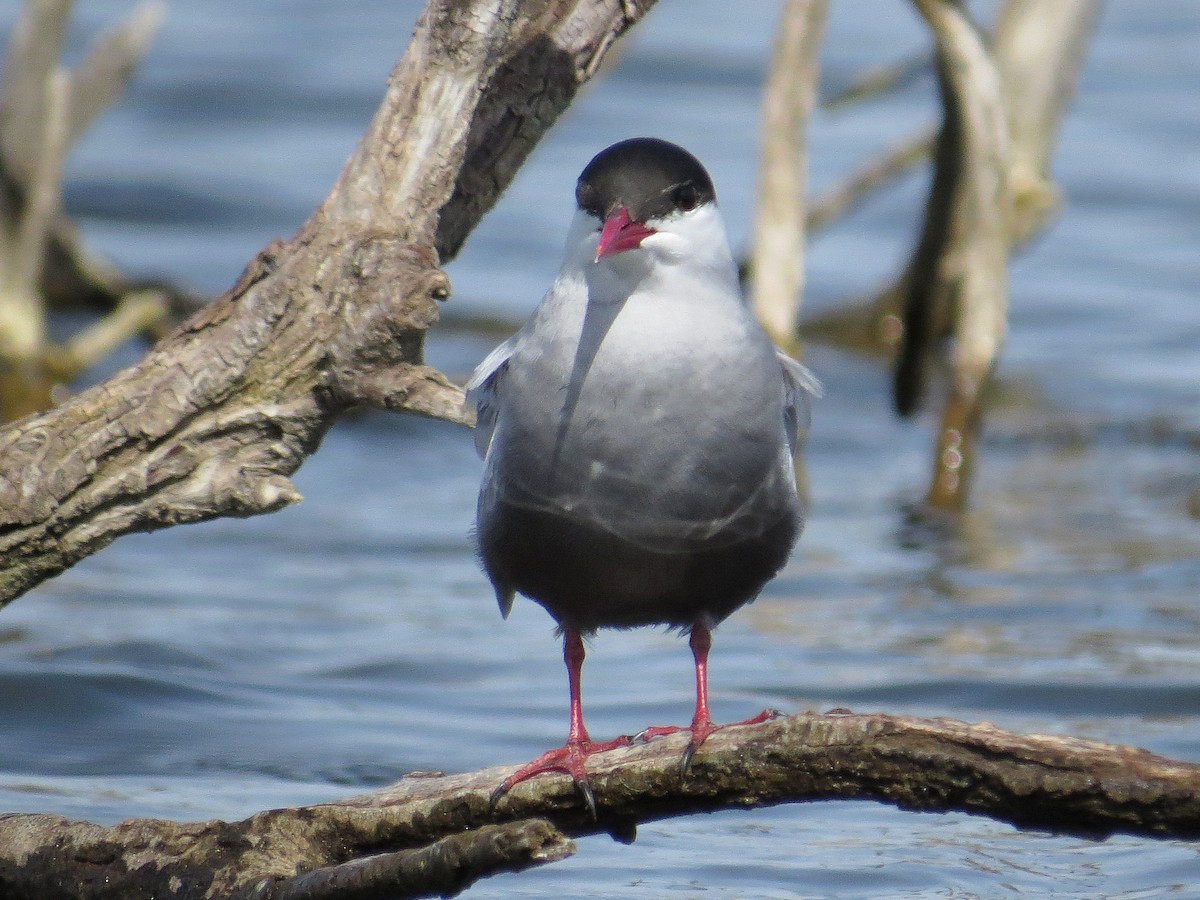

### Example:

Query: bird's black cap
xmin=576 ymin=137 xmax=716 ymax=224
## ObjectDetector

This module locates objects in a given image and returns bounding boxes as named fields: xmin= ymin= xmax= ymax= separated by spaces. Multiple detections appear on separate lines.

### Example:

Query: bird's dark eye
xmin=576 ymin=181 xmax=602 ymax=217
xmin=673 ymin=183 xmax=700 ymax=212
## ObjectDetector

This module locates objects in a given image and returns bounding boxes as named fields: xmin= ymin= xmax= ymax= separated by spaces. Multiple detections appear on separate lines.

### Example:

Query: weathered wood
xmin=749 ymin=0 xmax=828 ymax=352
xmin=255 ymin=819 xmax=575 ymax=900
xmin=993 ymin=0 xmax=1103 ymax=244
xmin=63 ymin=1 xmax=165 ymax=151
xmin=794 ymin=1 xmax=1101 ymax=514
xmin=0 ymin=0 xmax=173 ymax=422
xmin=894 ymin=0 xmax=1010 ymax=512
xmin=0 ymin=0 xmax=657 ymax=607
xmin=2 ymin=712 xmax=1197 ymax=898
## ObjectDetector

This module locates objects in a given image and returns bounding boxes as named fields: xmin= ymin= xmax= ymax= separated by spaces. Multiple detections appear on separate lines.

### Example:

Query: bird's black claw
xmin=575 ymin=777 xmax=598 ymax=821
xmin=488 ymin=781 xmax=509 ymax=812
xmin=631 ymin=728 xmax=652 ymax=744
xmin=678 ymin=740 xmax=698 ymax=777
xmin=490 ymin=775 xmax=596 ymax=820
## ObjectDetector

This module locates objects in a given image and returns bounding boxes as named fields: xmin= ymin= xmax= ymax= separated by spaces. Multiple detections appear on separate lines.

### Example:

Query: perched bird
xmin=467 ymin=137 xmax=818 ymax=816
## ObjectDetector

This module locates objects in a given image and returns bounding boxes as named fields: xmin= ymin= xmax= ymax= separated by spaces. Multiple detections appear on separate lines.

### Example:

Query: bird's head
xmin=571 ymin=138 xmax=729 ymax=277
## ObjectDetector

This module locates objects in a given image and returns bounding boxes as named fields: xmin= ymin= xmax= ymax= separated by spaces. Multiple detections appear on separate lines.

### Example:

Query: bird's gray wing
xmin=465 ymin=334 xmax=518 ymax=459
xmin=778 ymin=351 xmax=822 ymax=457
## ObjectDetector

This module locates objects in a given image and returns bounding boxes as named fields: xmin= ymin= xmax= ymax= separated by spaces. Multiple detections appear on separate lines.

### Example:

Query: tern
xmin=467 ymin=137 xmax=818 ymax=816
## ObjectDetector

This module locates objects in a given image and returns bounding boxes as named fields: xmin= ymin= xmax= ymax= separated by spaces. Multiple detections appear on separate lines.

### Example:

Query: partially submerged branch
xmin=895 ymin=0 xmax=1010 ymax=511
xmin=0 ymin=0 xmax=171 ymax=421
xmin=2 ymin=711 xmax=1197 ymax=898
xmin=795 ymin=2 xmax=1102 ymax=514
xmin=992 ymin=0 xmax=1103 ymax=244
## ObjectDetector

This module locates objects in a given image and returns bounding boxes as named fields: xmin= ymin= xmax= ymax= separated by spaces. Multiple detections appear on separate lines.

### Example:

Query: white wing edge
xmin=778 ymin=351 xmax=822 ymax=454
xmin=465 ymin=334 xmax=519 ymax=459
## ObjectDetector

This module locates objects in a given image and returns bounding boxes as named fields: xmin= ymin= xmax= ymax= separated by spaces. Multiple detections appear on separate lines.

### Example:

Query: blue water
xmin=2 ymin=1 xmax=1200 ymax=896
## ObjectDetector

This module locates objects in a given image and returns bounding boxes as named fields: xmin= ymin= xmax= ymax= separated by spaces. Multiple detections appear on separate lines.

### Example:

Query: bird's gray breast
xmin=485 ymin=297 xmax=795 ymax=552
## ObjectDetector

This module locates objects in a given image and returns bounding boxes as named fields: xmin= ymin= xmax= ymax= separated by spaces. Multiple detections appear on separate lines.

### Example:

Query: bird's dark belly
xmin=479 ymin=498 xmax=799 ymax=632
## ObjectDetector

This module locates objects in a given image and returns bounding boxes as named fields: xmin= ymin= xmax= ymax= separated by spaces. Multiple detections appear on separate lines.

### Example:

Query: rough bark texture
xmin=2 ymin=711 xmax=1198 ymax=898
xmin=0 ymin=0 xmax=657 ymax=607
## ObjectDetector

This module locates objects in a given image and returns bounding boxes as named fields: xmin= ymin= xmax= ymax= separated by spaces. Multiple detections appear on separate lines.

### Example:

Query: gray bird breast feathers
xmin=466 ymin=339 xmax=819 ymax=553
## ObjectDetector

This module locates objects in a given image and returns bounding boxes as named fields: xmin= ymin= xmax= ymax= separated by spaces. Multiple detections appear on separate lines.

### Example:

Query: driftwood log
xmin=0 ymin=0 xmax=659 ymax=607
xmin=2 ymin=711 xmax=1198 ymax=898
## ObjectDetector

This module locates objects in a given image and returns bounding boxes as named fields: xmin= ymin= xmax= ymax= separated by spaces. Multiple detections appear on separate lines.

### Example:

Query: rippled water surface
xmin=2 ymin=1 xmax=1199 ymax=896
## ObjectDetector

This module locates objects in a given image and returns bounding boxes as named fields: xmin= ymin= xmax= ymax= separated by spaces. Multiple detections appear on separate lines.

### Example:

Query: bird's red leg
xmin=686 ymin=620 xmax=716 ymax=747
xmin=637 ymin=623 xmax=714 ymax=744
xmin=490 ymin=630 xmax=629 ymax=818
xmin=640 ymin=622 xmax=781 ymax=771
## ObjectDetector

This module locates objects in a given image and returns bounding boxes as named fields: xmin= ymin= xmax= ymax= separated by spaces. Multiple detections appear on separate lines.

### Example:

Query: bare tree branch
xmin=2 ymin=712 xmax=1197 ymax=898
xmin=258 ymin=820 xmax=575 ymax=900
xmin=798 ymin=2 xmax=1102 ymax=383
xmin=821 ymin=49 xmax=932 ymax=112
xmin=0 ymin=0 xmax=194 ymax=328
xmin=749 ymin=0 xmax=828 ymax=351
xmin=53 ymin=289 xmax=169 ymax=376
xmin=0 ymin=66 xmax=66 ymax=359
xmin=895 ymin=0 xmax=1010 ymax=511
xmin=892 ymin=1 xmax=1102 ymax=513
xmin=0 ymin=0 xmax=658 ymax=607
xmin=806 ymin=125 xmax=936 ymax=235
xmin=0 ymin=0 xmax=69 ymax=185
xmin=993 ymin=0 xmax=1103 ymax=244
xmin=0 ymin=0 xmax=175 ymax=422
xmin=64 ymin=0 xmax=165 ymax=147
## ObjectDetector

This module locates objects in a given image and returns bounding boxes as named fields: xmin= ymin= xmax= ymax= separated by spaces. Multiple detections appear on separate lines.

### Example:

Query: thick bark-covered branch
xmin=2 ymin=712 xmax=1197 ymax=898
xmin=0 ymin=0 xmax=657 ymax=607
xmin=256 ymin=819 xmax=575 ymax=900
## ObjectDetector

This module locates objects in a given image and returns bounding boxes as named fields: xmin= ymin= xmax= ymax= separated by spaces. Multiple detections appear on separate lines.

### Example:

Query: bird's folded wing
xmin=465 ymin=334 xmax=518 ymax=459
xmin=778 ymin=351 xmax=822 ymax=456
